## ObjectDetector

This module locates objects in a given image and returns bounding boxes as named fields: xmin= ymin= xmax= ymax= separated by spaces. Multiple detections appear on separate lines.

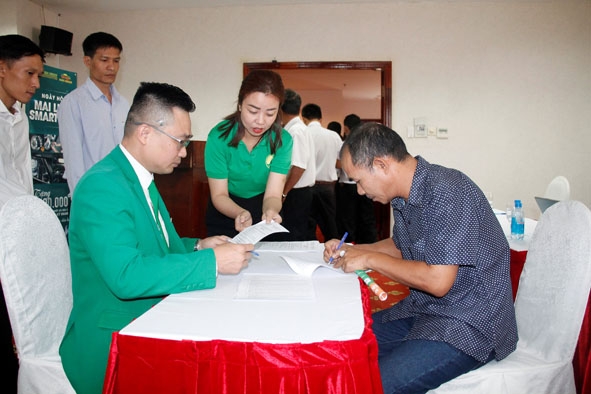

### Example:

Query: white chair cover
xmin=544 ymin=175 xmax=571 ymax=201
xmin=0 ymin=195 xmax=75 ymax=393
xmin=428 ymin=200 xmax=591 ymax=394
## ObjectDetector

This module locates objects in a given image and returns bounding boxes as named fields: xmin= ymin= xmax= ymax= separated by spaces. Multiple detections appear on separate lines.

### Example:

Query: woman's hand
xmin=235 ymin=210 xmax=253 ymax=232
xmin=262 ymin=209 xmax=282 ymax=224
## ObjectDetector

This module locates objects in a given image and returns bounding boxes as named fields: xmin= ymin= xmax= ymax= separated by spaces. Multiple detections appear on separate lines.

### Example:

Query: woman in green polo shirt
xmin=204 ymin=70 xmax=293 ymax=237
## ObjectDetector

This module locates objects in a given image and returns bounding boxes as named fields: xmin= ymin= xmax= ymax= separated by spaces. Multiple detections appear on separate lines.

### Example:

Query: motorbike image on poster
xmin=26 ymin=65 xmax=77 ymax=233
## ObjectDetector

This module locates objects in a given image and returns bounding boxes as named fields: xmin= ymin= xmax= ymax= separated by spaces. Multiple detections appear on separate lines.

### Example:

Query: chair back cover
xmin=544 ymin=175 xmax=571 ymax=201
xmin=0 ymin=195 xmax=75 ymax=393
xmin=515 ymin=199 xmax=591 ymax=361
xmin=426 ymin=200 xmax=591 ymax=394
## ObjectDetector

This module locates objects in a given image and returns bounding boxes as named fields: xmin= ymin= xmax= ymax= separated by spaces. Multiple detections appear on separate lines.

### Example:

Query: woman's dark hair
xmin=218 ymin=70 xmax=285 ymax=154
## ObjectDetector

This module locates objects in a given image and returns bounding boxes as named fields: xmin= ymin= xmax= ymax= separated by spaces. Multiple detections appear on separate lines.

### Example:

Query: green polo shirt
xmin=204 ymin=121 xmax=293 ymax=199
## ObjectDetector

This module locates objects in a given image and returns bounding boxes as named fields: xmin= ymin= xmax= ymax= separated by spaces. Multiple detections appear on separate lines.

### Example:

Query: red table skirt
xmin=103 ymin=282 xmax=384 ymax=394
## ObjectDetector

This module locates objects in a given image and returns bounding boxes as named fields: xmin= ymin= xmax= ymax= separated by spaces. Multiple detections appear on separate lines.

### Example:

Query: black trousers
xmin=205 ymin=192 xmax=286 ymax=242
xmin=277 ymin=186 xmax=315 ymax=241
xmin=206 ymin=193 xmax=265 ymax=238
xmin=309 ymin=183 xmax=339 ymax=241
xmin=1 ymin=283 xmax=18 ymax=394
xmin=335 ymin=182 xmax=378 ymax=244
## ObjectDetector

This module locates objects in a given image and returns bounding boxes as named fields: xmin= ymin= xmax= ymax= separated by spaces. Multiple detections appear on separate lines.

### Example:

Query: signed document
xmin=280 ymin=250 xmax=344 ymax=277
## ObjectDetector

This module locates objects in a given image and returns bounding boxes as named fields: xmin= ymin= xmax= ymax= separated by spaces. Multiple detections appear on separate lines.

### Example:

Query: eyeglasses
xmin=134 ymin=122 xmax=192 ymax=149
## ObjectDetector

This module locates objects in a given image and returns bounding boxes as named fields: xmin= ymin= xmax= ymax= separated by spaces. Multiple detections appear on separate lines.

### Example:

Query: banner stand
xmin=26 ymin=65 xmax=77 ymax=234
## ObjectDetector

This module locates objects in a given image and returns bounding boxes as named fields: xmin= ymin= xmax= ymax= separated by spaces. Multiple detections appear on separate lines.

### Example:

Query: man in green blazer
xmin=59 ymin=82 xmax=254 ymax=394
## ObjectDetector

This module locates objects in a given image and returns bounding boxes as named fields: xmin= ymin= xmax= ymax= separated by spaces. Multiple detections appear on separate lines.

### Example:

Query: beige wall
xmin=14 ymin=0 xmax=591 ymax=219
xmin=0 ymin=0 xmax=17 ymax=35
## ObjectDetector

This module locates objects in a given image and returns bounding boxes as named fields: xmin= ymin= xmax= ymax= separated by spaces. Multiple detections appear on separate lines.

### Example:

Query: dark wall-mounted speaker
xmin=39 ymin=25 xmax=73 ymax=56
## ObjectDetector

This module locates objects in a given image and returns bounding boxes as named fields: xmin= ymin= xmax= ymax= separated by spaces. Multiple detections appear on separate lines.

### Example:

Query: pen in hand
xmin=329 ymin=232 xmax=348 ymax=264
xmin=228 ymin=239 xmax=259 ymax=257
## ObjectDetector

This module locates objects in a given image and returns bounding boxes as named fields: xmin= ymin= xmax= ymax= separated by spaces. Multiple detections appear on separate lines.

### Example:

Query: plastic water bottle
xmin=511 ymin=199 xmax=525 ymax=240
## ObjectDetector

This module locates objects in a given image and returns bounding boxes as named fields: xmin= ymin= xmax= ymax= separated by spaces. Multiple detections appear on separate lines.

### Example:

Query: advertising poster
xmin=26 ymin=65 xmax=77 ymax=234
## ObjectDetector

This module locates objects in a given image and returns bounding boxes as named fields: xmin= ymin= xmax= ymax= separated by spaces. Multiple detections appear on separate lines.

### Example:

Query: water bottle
xmin=511 ymin=199 xmax=525 ymax=240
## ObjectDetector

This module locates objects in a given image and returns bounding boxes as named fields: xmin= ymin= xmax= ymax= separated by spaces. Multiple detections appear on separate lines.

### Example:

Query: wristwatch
xmin=194 ymin=240 xmax=201 ymax=251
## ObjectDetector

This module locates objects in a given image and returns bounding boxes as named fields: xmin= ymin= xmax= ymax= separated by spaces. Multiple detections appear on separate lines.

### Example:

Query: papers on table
xmin=119 ymin=249 xmax=364 ymax=343
xmin=231 ymin=220 xmax=289 ymax=244
xmin=255 ymin=240 xmax=322 ymax=251
xmin=280 ymin=252 xmax=343 ymax=277
xmin=250 ymin=241 xmax=342 ymax=277
xmin=235 ymin=274 xmax=315 ymax=300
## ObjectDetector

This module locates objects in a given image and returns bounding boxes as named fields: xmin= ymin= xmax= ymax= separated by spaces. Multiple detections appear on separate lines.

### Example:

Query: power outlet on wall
xmin=413 ymin=117 xmax=428 ymax=138
xmin=436 ymin=128 xmax=448 ymax=139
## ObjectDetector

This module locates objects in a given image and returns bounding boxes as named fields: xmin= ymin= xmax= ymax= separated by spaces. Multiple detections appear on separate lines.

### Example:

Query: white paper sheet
xmin=120 ymin=249 xmax=364 ymax=344
xmin=235 ymin=274 xmax=315 ymax=300
xmin=280 ymin=252 xmax=343 ymax=277
xmin=255 ymin=240 xmax=323 ymax=252
xmin=231 ymin=220 xmax=289 ymax=244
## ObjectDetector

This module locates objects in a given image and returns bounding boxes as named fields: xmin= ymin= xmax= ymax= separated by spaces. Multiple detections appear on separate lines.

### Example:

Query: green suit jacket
xmin=60 ymin=146 xmax=217 ymax=394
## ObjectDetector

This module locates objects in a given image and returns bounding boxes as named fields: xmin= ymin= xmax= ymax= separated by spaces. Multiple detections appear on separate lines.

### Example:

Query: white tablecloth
xmin=494 ymin=209 xmax=538 ymax=251
xmin=120 ymin=246 xmax=364 ymax=344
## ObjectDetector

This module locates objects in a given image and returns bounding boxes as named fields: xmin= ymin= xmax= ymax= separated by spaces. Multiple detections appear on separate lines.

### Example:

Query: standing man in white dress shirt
xmin=303 ymin=103 xmax=343 ymax=241
xmin=58 ymin=32 xmax=130 ymax=194
xmin=0 ymin=33 xmax=45 ymax=393
xmin=278 ymin=89 xmax=316 ymax=241
xmin=0 ymin=34 xmax=44 ymax=207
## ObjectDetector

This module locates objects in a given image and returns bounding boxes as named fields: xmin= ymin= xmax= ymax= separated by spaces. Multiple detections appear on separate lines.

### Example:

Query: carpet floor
xmin=367 ymin=271 xmax=410 ymax=313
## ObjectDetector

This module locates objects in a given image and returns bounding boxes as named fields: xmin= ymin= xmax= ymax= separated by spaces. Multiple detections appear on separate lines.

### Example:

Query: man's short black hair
xmin=82 ymin=32 xmax=122 ymax=57
xmin=125 ymin=82 xmax=195 ymax=135
xmin=327 ymin=121 xmax=341 ymax=134
xmin=344 ymin=114 xmax=361 ymax=131
xmin=0 ymin=34 xmax=45 ymax=63
xmin=301 ymin=103 xmax=322 ymax=120
xmin=281 ymin=89 xmax=301 ymax=115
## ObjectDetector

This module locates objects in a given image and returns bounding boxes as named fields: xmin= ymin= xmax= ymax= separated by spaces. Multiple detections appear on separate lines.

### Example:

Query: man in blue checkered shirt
xmin=325 ymin=122 xmax=517 ymax=394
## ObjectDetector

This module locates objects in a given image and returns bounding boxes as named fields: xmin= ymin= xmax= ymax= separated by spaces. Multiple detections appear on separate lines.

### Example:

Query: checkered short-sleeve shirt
xmin=382 ymin=156 xmax=518 ymax=362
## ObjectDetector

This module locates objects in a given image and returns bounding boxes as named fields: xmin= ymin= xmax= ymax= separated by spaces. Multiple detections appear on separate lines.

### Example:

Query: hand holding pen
xmin=328 ymin=232 xmax=348 ymax=264
xmin=328 ymin=232 xmax=388 ymax=301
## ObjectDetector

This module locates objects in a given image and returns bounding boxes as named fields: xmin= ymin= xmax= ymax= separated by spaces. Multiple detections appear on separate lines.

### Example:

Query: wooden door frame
xmin=243 ymin=61 xmax=393 ymax=240
xmin=243 ymin=61 xmax=392 ymax=128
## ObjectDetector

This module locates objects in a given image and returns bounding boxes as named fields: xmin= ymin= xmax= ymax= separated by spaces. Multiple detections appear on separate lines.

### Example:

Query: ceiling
xmin=33 ymin=0 xmax=539 ymax=13
xmin=33 ymin=0 xmax=399 ymax=12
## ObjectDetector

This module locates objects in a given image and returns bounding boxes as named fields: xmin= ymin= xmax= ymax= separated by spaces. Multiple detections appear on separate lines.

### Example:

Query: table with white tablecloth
xmin=103 ymin=244 xmax=383 ymax=394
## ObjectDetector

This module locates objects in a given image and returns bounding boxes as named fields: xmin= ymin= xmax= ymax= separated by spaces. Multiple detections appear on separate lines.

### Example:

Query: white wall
xmin=18 ymin=0 xmax=591 ymax=219
xmin=0 ymin=0 xmax=17 ymax=35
